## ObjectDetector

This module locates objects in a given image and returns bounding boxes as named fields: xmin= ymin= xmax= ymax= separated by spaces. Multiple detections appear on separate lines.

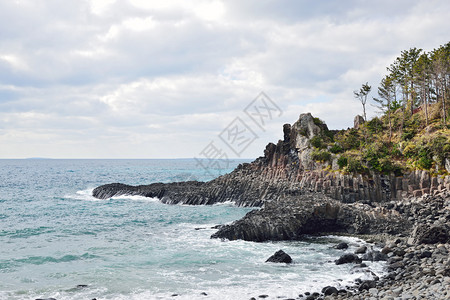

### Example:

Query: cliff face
xmin=93 ymin=112 xmax=450 ymax=206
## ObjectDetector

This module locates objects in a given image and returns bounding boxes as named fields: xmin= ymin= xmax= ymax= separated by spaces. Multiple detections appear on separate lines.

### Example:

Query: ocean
xmin=0 ymin=159 xmax=384 ymax=300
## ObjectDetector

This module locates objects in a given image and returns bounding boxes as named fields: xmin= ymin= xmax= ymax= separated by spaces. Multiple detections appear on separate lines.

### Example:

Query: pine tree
xmin=354 ymin=82 xmax=371 ymax=121
xmin=373 ymin=75 xmax=396 ymax=141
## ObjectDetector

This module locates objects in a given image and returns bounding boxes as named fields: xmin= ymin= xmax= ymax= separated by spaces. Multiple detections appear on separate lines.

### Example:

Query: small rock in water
xmin=265 ymin=250 xmax=292 ymax=263
xmin=335 ymin=253 xmax=362 ymax=265
xmin=171 ymin=294 xmax=179 ymax=297
xmin=76 ymin=284 xmax=88 ymax=289
xmin=35 ymin=298 xmax=57 ymax=300
xmin=354 ymin=245 xmax=367 ymax=254
xmin=335 ymin=242 xmax=349 ymax=250
xmin=258 ymin=295 xmax=269 ymax=298
xmin=200 ymin=292 xmax=207 ymax=296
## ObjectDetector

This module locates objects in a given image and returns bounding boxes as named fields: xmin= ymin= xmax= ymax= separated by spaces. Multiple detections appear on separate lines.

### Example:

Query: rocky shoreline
xmin=91 ymin=112 xmax=449 ymax=299
xmin=241 ymin=191 xmax=450 ymax=300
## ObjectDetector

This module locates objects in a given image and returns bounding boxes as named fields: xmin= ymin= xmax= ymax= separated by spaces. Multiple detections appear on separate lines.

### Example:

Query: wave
xmin=64 ymin=188 xmax=159 ymax=202
xmin=110 ymin=194 xmax=159 ymax=202
xmin=0 ymin=253 xmax=98 ymax=271
xmin=0 ymin=226 xmax=55 ymax=239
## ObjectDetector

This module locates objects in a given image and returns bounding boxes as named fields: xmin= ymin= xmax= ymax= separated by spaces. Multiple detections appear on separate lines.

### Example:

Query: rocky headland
xmin=92 ymin=112 xmax=450 ymax=299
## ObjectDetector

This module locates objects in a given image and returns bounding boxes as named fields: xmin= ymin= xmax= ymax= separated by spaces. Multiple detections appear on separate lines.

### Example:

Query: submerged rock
xmin=265 ymin=250 xmax=292 ymax=263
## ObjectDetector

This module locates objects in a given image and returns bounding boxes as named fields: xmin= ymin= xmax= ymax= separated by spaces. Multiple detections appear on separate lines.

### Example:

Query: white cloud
xmin=0 ymin=0 xmax=449 ymax=158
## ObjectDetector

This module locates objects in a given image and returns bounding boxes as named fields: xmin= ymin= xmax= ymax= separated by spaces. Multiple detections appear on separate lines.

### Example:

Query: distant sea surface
xmin=0 ymin=159 xmax=383 ymax=300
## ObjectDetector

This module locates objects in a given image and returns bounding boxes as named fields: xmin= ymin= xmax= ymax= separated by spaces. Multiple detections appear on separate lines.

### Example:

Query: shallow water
xmin=0 ymin=159 xmax=384 ymax=299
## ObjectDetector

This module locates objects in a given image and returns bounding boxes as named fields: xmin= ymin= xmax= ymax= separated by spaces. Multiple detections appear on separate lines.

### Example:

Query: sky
xmin=1 ymin=0 xmax=449 ymax=159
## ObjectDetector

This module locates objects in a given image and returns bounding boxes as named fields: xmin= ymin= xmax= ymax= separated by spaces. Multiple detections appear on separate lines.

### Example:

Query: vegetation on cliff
xmin=310 ymin=42 xmax=450 ymax=175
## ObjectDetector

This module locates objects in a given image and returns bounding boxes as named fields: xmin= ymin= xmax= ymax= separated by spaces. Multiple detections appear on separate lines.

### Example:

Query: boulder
xmin=354 ymin=245 xmax=367 ymax=254
xmin=411 ymin=224 xmax=450 ymax=244
xmin=265 ymin=250 xmax=292 ymax=263
xmin=358 ymin=280 xmax=376 ymax=291
xmin=335 ymin=253 xmax=362 ymax=265
xmin=335 ymin=242 xmax=349 ymax=250
xmin=362 ymin=251 xmax=388 ymax=262
xmin=322 ymin=286 xmax=338 ymax=296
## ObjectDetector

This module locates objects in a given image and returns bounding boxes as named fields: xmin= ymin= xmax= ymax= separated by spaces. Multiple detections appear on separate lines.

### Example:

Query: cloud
xmin=0 ymin=0 xmax=449 ymax=158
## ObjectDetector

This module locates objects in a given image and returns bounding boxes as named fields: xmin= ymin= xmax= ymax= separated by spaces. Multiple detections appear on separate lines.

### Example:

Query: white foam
xmin=212 ymin=200 xmax=236 ymax=207
xmin=111 ymin=194 xmax=160 ymax=202
xmin=64 ymin=188 xmax=100 ymax=201
xmin=64 ymin=188 xmax=159 ymax=202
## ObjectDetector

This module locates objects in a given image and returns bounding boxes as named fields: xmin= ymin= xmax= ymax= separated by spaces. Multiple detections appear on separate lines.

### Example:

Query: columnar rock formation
xmin=93 ymin=112 xmax=450 ymax=206
xmin=211 ymin=192 xmax=412 ymax=242
xmin=92 ymin=112 xmax=450 ymax=248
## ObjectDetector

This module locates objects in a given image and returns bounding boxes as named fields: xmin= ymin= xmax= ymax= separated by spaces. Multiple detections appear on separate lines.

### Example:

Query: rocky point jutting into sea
xmin=93 ymin=113 xmax=450 ymax=299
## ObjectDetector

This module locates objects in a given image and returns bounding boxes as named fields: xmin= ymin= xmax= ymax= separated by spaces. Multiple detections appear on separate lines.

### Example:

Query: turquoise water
xmin=0 ymin=159 xmax=384 ymax=300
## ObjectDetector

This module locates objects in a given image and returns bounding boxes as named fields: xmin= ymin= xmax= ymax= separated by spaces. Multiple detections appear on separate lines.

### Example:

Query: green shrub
xmin=310 ymin=136 xmax=324 ymax=149
xmin=417 ymin=156 xmax=433 ymax=169
xmin=378 ymin=158 xmax=402 ymax=175
xmin=311 ymin=150 xmax=331 ymax=162
xmin=337 ymin=156 xmax=348 ymax=168
xmin=392 ymin=143 xmax=402 ymax=157
xmin=313 ymin=117 xmax=324 ymax=126
xmin=403 ymin=143 xmax=417 ymax=158
xmin=401 ymin=130 xmax=415 ymax=141
xmin=365 ymin=117 xmax=384 ymax=134
xmin=347 ymin=157 xmax=364 ymax=173
xmin=428 ymin=135 xmax=449 ymax=163
xmin=329 ymin=143 xmax=343 ymax=154
xmin=334 ymin=129 xmax=360 ymax=150
xmin=417 ymin=147 xmax=433 ymax=169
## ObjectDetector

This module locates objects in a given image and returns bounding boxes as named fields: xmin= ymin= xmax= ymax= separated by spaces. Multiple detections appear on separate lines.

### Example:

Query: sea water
xmin=0 ymin=159 xmax=384 ymax=300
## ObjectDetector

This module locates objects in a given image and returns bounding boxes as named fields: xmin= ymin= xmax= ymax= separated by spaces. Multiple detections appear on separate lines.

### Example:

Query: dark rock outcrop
xmin=265 ymin=250 xmax=293 ymax=263
xmin=211 ymin=192 xmax=411 ymax=242
xmin=410 ymin=224 xmax=450 ymax=244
